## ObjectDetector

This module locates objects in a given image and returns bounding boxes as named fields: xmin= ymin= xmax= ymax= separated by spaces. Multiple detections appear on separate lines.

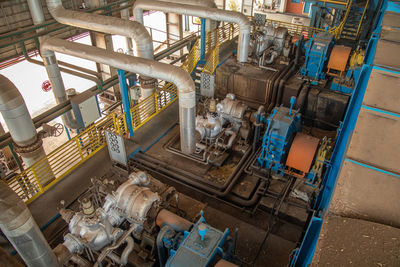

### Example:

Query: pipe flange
xmin=139 ymin=77 xmax=157 ymax=88
xmin=13 ymin=138 xmax=43 ymax=155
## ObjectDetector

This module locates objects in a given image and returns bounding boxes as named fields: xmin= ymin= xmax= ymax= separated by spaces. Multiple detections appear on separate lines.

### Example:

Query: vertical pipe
xmin=117 ymin=69 xmax=134 ymax=137
xmin=0 ymin=181 xmax=58 ymax=267
xmin=120 ymin=2 xmax=134 ymax=55
xmin=27 ymin=0 xmax=78 ymax=129
xmin=200 ymin=18 xmax=206 ymax=61
xmin=0 ymin=75 xmax=50 ymax=170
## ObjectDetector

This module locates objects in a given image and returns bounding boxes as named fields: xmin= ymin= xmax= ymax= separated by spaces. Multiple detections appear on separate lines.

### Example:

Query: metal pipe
xmin=156 ymin=209 xmax=192 ymax=232
xmin=42 ymin=38 xmax=196 ymax=154
xmin=0 ymin=32 xmax=191 ymax=149
xmin=120 ymin=2 xmax=134 ymax=55
xmin=22 ymin=48 xmax=102 ymax=87
xmin=0 ymin=75 xmax=50 ymax=170
xmin=120 ymin=236 xmax=134 ymax=266
xmin=70 ymin=254 xmax=91 ymax=267
xmin=133 ymin=0 xmax=250 ymax=62
xmin=27 ymin=0 xmax=79 ymax=130
xmin=159 ymin=0 xmax=218 ymax=32
xmin=46 ymin=0 xmax=157 ymax=97
xmin=0 ymin=181 xmax=58 ymax=267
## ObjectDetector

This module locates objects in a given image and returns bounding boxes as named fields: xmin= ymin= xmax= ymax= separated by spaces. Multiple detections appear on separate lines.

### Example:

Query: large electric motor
xmin=257 ymin=98 xmax=320 ymax=180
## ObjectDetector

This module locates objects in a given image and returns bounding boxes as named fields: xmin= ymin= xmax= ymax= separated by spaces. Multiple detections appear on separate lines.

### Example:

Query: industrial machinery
xmin=166 ymin=94 xmax=251 ymax=166
xmin=54 ymin=171 xmax=238 ymax=267
xmin=300 ymin=31 xmax=335 ymax=81
xmin=257 ymin=97 xmax=322 ymax=184
xmin=158 ymin=211 xmax=236 ymax=267
xmin=251 ymin=25 xmax=292 ymax=67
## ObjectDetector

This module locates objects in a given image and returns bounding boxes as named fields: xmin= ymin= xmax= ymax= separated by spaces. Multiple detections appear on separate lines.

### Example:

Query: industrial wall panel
xmin=330 ymin=160 xmax=400 ymax=227
xmin=346 ymin=109 xmax=400 ymax=174
xmin=105 ymin=131 xmax=127 ymax=166
xmin=374 ymin=39 xmax=400 ymax=69
xmin=312 ymin=214 xmax=400 ymax=266
xmin=362 ymin=68 xmax=400 ymax=114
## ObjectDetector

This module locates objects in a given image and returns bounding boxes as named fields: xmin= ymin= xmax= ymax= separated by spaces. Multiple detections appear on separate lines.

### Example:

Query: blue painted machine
xmin=159 ymin=211 xmax=236 ymax=267
xmin=257 ymin=98 xmax=323 ymax=183
xmin=300 ymin=32 xmax=335 ymax=81
xmin=257 ymin=97 xmax=301 ymax=175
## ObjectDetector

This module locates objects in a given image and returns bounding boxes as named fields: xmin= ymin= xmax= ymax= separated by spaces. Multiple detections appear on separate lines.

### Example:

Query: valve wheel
xmin=42 ymin=80 xmax=52 ymax=92
xmin=53 ymin=123 xmax=64 ymax=137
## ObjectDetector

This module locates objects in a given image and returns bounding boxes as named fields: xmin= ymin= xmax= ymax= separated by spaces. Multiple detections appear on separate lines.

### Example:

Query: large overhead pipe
xmin=158 ymin=0 xmax=217 ymax=31
xmin=133 ymin=0 xmax=251 ymax=62
xmin=27 ymin=0 xmax=79 ymax=129
xmin=0 ymin=75 xmax=51 ymax=170
xmin=42 ymin=38 xmax=196 ymax=154
xmin=46 ymin=0 xmax=157 ymax=98
xmin=0 ymin=180 xmax=58 ymax=267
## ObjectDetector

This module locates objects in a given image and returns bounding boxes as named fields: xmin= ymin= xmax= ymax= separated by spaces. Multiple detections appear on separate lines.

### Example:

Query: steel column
xmin=200 ymin=18 xmax=206 ymax=61
xmin=117 ymin=69 xmax=134 ymax=137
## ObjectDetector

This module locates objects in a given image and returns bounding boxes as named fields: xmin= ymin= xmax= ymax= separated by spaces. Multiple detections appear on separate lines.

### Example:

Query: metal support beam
xmin=117 ymin=69 xmax=133 ymax=137
xmin=200 ymin=18 xmax=206 ymax=61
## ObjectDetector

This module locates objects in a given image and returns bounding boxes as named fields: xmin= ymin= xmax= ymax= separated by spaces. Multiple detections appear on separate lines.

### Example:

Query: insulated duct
xmin=46 ymin=0 xmax=157 ymax=98
xmin=46 ymin=0 xmax=154 ymax=60
xmin=133 ymin=0 xmax=251 ymax=62
xmin=42 ymin=38 xmax=196 ymax=154
xmin=0 ymin=75 xmax=51 ymax=170
xmin=158 ymin=0 xmax=217 ymax=32
xmin=0 ymin=180 xmax=58 ymax=267
xmin=120 ymin=2 xmax=134 ymax=55
xmin=27 ymin=0 xmax=79 ymax=129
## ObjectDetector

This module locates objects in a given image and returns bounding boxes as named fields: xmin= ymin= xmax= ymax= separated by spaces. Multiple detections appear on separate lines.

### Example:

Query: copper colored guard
xmin=285 ymin=133 xmax=319 ymax=178
xmin=327 ymin=45 xmax=352 ymax=77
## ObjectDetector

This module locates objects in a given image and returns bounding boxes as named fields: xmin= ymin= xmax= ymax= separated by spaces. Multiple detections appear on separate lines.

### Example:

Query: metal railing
xmin=264 ymin=19 xmax=326 ymax=39
xmin=313 ymin=0 xmax=349 ymax=5
xmin=355 ymin=0 xmax=370 ymax=40
xmin=326 ymin=0 xmax=354 ymax=38
xmin=130 ymin=82 xmax=179 ymax=131
xmin=5 ymin=112 xmax=127 ymax=203
xmin=130 ymin=38 xmax=201 ymax=131
xmin=205 ymin=23 xmax=239 ymax=54
xmin=202 ymin=44 xmax=220 ymax=74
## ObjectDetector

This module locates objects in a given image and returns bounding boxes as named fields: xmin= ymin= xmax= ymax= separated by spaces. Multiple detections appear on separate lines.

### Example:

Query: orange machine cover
xmin=285 ymin=133 xmax=319 ymax=177
xmin=327 ymin=45 xmax=352 ymax=75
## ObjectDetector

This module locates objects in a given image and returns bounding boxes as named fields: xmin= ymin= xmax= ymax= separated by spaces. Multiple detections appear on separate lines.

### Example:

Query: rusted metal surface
xmin=156 ymin=209 xmax=192 ymax=232
xmin=327 ymin=45 xmax=352 ymax=77
xmin=215 ymin=259 xmax=240 ymax=267
xmin=285 ymin=133 xmax=319 ymax=178
xmin=215 ymin=58 xmax=279 ymax=107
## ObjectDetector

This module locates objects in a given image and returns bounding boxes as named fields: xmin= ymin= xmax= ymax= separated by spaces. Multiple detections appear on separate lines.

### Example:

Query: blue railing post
xmin=200 ymin=18 xmax=206 ymax=61
xmin=117 ymin=69 xmax=134 ymax=137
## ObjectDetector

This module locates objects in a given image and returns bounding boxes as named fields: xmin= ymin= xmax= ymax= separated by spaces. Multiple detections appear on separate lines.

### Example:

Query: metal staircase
xmin=340 ymin=0 xmax=370 ymax=41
